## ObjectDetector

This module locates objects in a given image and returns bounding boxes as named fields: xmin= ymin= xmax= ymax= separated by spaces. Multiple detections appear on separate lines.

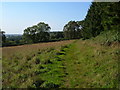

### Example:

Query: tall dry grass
xmin=2 ymin=40 xmax=75 ymax=59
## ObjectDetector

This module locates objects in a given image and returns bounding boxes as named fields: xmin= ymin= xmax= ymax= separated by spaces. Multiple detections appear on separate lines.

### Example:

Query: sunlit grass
xmin=2 ymin=38 xmax=119 ymax=88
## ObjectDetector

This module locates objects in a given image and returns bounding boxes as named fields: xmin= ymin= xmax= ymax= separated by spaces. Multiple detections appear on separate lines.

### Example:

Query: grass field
xmin=61 ymin=40 xmax=119 ymax=88
xmin=2 ymin=37 xmax=119 ymax=88
xmin=2 ymin=40 xmax=75 ymax=88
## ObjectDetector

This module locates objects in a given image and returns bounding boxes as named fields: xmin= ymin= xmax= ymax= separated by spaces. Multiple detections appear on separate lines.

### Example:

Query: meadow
xmin=2 ymin=40 xmax=75 ymax=88
xmin=1 ymin=2 xmax=119 ymax=88
xmin=2 ymin=36 xmax=119 ymax=88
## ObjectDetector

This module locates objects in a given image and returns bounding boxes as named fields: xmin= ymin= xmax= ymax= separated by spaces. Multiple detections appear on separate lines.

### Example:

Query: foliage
xmin=0 ymin=30 xmax=6 ymax=46
xmin=50 ymin=31 xmax=64 ymax=40
xmin=23 ymin=22 xmax=51 ymax=44
xmin=63 ymin=21 xmax=82 ymax=39
xmin=5 ymin=35 xmax=24 ymax=46
xmin=92 ymin=29 xmax=120 ymax=44
xmin=2 ymin=32 xmax=65 ymax=47
xmin=82 ymin=2 xmax=119 ymax=39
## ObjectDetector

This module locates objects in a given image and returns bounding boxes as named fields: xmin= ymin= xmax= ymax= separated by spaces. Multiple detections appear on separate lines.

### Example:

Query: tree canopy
xmin=0 ymin=30 xmax=6 ymax=46
xmin=23 ymin=22 xmax=51 ymax=43
xmin=82 ymin=2 xmax=119 ymax=39
xmin=63 ymin=21 xmax=82 ymax=39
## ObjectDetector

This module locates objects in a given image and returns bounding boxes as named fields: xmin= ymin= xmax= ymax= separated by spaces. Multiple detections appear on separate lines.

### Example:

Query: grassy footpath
xmin=38 ymin=39 xmax=119 ymax=88
xmin=60 ymin=39 xmax=119 ymax=88
xmin=2 ymin=39 xmax=119 ymax=88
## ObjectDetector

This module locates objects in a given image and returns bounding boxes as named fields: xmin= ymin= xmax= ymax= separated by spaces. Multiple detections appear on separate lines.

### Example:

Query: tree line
xmin=1 ymin=2 xmax=119 ymax=47
xmin=64 ymin=2 xmax=119 ymax=40
xmin=82 ymin=2 xmax=119 ymax=39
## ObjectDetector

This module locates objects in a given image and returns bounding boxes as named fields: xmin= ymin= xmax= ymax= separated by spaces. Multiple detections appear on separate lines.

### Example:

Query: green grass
xmin=91 ymin=29 xmax=120 ymax=44
xmin=61 ymin=40 xmax=119 ymax=88
xmin=2 ymin=33 xmax=119 ymax=88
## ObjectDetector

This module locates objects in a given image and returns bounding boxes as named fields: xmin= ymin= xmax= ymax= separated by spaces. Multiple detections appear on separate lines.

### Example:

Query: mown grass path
xmin=2 ymin=39 xmax=119 ymax=88
xmin=60 ymin=40 xmax=119 ymax=88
